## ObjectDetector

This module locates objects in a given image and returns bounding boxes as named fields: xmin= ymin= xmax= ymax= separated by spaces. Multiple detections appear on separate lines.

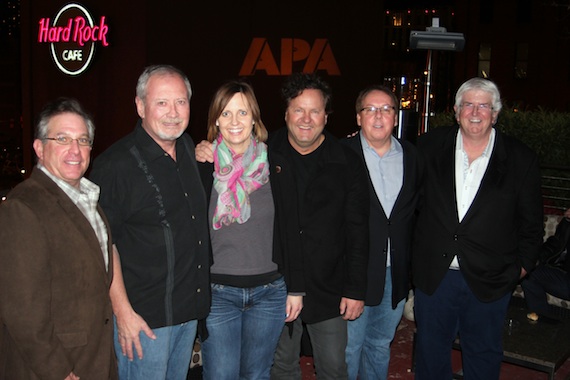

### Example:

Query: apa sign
xmin=38 ymin=3 xmax=109 ymax=76
xmin=239 ymin=38 xmax=341 ymax=76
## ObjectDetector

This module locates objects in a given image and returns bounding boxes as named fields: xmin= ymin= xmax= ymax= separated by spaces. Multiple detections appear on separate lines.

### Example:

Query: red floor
xmin=300 ymin=317 xmax=570 ymax=379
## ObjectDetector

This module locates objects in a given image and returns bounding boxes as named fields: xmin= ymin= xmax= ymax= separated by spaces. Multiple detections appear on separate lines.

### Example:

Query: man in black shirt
xmin=90 ymin=65 xmax=210 ymax=380
xmin=269 ymin=73 xmax=369 ymax=379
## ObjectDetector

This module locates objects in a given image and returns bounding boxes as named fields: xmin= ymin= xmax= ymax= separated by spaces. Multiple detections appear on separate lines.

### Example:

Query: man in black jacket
xmin=342 ymin=85 xmax=421 ymax=380
xmin=522 ymin=208 xmax=570 ymax=321
xmin=269 ymin=73 xmax=369 ymax=379
xmin=412 ymin=77 xmax=543 ymax=380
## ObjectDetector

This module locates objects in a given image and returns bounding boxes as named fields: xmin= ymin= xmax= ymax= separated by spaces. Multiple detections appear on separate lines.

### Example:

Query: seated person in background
xmin=522 ymin=208 xmax=570 ymax=321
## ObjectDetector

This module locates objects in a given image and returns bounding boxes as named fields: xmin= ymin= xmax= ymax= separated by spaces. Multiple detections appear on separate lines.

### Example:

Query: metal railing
xmin=541 ymin=165 xmax=570 ymax=214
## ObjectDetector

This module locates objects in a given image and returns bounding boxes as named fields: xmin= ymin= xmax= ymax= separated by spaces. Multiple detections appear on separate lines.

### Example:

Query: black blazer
xmin=268 ymin=127 xmax=370 ymax=324
xmin=412 ymin=126 xmax=544 ymax=302
xmin=343 ymin=135 xmax=421 ymax=308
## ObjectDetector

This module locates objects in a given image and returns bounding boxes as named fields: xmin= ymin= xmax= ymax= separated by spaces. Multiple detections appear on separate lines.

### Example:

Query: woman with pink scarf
xmin=197 ymin=80 xmax=301 ymax=379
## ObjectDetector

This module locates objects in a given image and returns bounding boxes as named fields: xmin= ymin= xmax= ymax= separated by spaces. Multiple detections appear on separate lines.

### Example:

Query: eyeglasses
xmin=359 ymin=105 xmax=396 ymax=116
xmin=460 ymin=102 xmax=493 ymax=112
xmin=43 ymin=136 xmax=93 ymax=146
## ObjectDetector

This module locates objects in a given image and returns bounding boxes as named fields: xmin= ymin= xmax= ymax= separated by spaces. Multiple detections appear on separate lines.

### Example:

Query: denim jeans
xmin=201 ymin=276 xmax=287 ymax=380
xmin=346 ymin=267 xmax=405 ymax=380
xmin=114 ymin=318 xmax=197 ymax=380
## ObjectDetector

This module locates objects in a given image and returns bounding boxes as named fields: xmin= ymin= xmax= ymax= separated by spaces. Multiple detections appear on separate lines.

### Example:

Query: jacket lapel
xmin=434 ymin=128 xmax=460 ymax=222
xmin=34 ymin=169 xmax=109 ymax=277
xmin=353 ymin=136 xmax=386 ymax=216
xmin=461 ymin=129 xmax=508 ymax=224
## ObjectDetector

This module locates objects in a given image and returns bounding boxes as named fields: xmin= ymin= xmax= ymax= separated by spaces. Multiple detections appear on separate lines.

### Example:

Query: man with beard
xmin=90 ymin=65 xmax=210 ymax=380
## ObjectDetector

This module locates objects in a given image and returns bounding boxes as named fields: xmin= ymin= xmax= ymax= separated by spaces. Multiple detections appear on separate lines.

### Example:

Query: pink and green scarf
xmin=212 ymin=134 xmax=269 ymax=230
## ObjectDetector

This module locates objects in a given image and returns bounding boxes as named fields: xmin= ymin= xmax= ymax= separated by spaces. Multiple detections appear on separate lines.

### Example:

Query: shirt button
xmin=198 ymin=240 xmax=202 ymax=245
xmin=185 ymin=193 xmax=189 ymax=197
xmin=454 ymin=235 xmax=458 ymax=241
xmin=197 ymin=264 xmax=202 ymax=269
xmin=191 ymin=215 xmax=196 ymax=219
xmin=197 ymin=288 xmax=201 ymax=293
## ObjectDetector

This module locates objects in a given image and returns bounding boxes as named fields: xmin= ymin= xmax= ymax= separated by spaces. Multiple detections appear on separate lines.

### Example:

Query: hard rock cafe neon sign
xmin=38 ymin=3 xmax=109 ymax=76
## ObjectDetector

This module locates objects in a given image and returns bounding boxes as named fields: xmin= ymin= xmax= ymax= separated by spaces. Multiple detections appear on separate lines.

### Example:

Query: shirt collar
xmin=134 ymin=120 xmax=184 ymax=162
xmin=37 ymin=164 xmax=100 ymax=200
xmin=456 ymin=127 xmax=496 ymax=158
xmin=360 ymin=133 xmax=402 ymax=156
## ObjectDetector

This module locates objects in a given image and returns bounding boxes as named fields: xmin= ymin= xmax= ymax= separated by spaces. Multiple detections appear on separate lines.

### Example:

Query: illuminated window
xmin=385 ymin=11 xmax=408 ymax=51
xmin=392 ymin=13 xmax=403 ymax=27
xmin=514 ymin=43 xmax=528 ymax=79
xmin=478 ymin=43 xmax=491 ymax=78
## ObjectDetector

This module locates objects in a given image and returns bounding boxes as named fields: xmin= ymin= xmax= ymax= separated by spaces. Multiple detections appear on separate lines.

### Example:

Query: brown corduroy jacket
xmin=0 ymin=168 xmax=117 ymax=380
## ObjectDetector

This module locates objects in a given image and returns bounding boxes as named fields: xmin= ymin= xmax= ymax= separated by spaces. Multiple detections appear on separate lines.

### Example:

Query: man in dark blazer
xmin=412 ymin=78 xmax=543 ymax=380
xmin=270 ymin=73 xmax=369 ymax=379
xmin=343 ymin=85 xmax=421 ymax=380
xmin=0 ymin=98 xmax=117 ymax=379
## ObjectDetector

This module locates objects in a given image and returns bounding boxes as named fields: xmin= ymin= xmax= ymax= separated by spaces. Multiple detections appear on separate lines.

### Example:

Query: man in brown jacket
xmin=0 ymin=97 xmax=117 ymax=379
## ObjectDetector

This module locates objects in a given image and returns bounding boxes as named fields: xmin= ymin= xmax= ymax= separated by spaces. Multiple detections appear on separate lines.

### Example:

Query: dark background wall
xmin=10 ymin=0 xmax=570 ymax=177
xmin=20 ymin=0 xmax=393 ymax=162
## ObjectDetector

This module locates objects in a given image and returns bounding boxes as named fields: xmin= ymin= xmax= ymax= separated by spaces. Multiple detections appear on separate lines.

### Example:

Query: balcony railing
xmin=542 ymin=165 xmax=570 ymax=214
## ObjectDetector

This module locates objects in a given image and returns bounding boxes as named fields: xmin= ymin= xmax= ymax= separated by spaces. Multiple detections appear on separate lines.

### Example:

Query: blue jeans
xmin=414 ymin=270 xmax=510 ymax=380
xmin=271 ymin=316 xmax=348 ymax=380
xmin=346 ymin=267 xmax=405 ymax=380
xmin=114 ymin=318 xmax=197 ymax=380
xmin=201 ymin=277 xmax=287 ymax=380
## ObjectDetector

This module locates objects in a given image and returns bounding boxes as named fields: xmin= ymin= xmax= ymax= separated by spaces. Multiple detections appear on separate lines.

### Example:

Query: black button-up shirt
xmin=91 ymin=121 xmax=211 ymax=328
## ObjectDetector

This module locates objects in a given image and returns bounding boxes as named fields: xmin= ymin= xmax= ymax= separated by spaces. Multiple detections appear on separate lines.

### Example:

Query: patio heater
xmin=410 ymin=18 xmax=465 ymax=134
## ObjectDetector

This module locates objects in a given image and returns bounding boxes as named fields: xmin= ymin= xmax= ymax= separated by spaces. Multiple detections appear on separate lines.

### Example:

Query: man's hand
xmin=520 ymin=267 xmax=528 ymax=279
xmin=195 ymin=140 xmax=214 ymax=163
xmin=115 ymin=309 xmax=156 ymax=360
xmin=285 ymin=295 xmax=303 ymax=322
xmin=339 ymin=297 xmax=364 ymax=321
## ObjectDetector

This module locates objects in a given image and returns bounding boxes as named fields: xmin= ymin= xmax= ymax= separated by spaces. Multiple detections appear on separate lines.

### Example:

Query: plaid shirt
xmin=38 ymin=165 xmax=109 ymax=271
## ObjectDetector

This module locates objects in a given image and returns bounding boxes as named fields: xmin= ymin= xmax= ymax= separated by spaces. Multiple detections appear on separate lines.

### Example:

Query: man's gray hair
xmin=454 ymin=77 xmax=502 ymax=118
xmin=135 ymin=64 xmax=192 ymax=102
xmin=36 ymin=97 xmax=95 ymax=141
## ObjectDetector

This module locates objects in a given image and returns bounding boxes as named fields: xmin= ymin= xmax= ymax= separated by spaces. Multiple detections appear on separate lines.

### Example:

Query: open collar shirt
xmin=450 ymin=128 xmax=496 ymax=269
xmin=38 ymin=163 xmax=109 ymax=270
xmin=361 ymin=133 xmax=404 ymax=267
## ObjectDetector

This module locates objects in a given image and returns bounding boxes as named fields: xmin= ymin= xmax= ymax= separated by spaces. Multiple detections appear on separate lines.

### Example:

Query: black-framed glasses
xmin=43 ymin=136 xmax=93 ymax=146
xmin=359 ymin=105 xmax=396 ymax=116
